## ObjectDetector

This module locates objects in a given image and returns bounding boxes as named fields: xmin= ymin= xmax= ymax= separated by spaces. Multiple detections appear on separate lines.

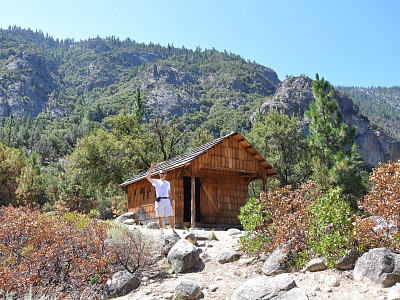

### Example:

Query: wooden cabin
xmin=120 ymin=132 xmax=277 ymax=228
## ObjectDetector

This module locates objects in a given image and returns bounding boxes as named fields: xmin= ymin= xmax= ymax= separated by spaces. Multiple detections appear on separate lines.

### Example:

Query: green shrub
xmin=238 ymin=197 xmax=266 ymax=232
xmin=238 ymin=197 xmax=270 ymax=255
xmin=305 ymin=188 xmax=355 ymax=267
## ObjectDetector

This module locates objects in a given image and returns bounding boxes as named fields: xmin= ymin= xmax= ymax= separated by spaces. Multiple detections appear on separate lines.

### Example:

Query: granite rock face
xmin=1 ymin=50 xmax=57 ymax=118
xmin=256 ymin=76 xmax=400 ymax=166
xmin=354 ymin=248 xmax=400 ymax=287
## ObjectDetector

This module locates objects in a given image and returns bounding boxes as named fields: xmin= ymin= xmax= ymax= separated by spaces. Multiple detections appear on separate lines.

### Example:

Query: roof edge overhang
xmin=120 ymin=132 xmax=277 ymax=187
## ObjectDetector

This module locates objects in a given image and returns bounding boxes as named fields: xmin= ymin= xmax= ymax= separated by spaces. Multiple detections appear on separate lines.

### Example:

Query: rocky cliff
xmin=0 ymin=49 xmax=57 ymax=118
xmin=257 ymin=76 xmax=400 ymax=167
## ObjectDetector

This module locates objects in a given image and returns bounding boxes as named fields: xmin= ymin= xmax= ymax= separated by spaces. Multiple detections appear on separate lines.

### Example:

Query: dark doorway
xmin=183 ymin=177 xmax=201 ymax=222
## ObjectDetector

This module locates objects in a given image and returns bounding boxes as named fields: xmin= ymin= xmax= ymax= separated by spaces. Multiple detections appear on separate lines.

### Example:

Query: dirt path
xmin=116 ymin=227 xmax=396 ymax=300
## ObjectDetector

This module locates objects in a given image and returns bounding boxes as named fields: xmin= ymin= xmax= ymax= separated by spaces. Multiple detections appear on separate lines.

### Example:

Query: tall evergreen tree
xmin=15 ymin=152 xmax=46 ymax=208
xmin=305 ymin=74 xmax=367 ymax=206
xmin=133 ymin=88 xmax=144 ymax=122
xmin=305 ymin=74 xmax=355 ymax=170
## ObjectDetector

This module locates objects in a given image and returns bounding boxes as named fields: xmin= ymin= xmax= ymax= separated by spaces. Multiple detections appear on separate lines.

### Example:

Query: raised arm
xmin=146 ymin=162 xmax=156 ymax=184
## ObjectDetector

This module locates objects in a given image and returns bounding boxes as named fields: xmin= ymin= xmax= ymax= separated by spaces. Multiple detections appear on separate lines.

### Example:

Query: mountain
xmin=336 ymin=86 xmax=400 ymax=140
xmin=0 ymin=26 xmax=399 ymax=166
xmin=0 ymin=27 xmax=278 ymax=131
xmin=257 ymin=76 xmax=400 ymax=167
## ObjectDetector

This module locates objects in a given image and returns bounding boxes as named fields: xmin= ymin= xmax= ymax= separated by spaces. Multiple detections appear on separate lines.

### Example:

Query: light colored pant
xmin=155 ymin=198 xmax=173 ymax=217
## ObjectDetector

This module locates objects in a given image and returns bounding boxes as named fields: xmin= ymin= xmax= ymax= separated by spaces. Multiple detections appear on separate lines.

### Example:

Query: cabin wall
xmin=196 ymin=170 xmax=248 ymax=226
xmin=126 ymin=135 xmax=270 ymax=227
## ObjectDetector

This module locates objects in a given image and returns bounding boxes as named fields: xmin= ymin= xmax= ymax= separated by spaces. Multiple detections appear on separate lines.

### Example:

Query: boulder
xmin=364 ymin=216 xmax=398 ymax=234
xmin=183 ymin=232 xmax=197 ymax=244
xmin=354 ymin=248 xmax=400 ymax=287
xmin=123 ymin=219 xmax=136 ymax=225
xmin=115 ymin=212 xmax=139 ymax=225
xmin=335 ymin=250 xmax=359 ymax=270
xmin=199 ymin=252 xmax=211 ymax=263
xmin=146 ymin=222 xmax=159 ymax=229
xmin=159 ymin=232 xmax=181 ymax=255
xmin=301 ymin=258 xmax=327 ymax=272
xmin=98 ymin=210 xmax=117 ymax=220
xmin=325 ymin=275 xmax=340 ymax=287
xmin=230 ymin=273 xmax=307 ymax=300
xmin=168 ymin=239 xmax=200 ymax=273
xmin=218 ymin=250 xmax=241 ymax=264
xmin=190 ymin=230 xmax=213 ymax=240
xmin=262 ymin=243 xmax=296 ymax=276
xmin=174 ymin=280 xmax=202 ymax=300
xmin=101 ymin=270 xmax=140 ymax=299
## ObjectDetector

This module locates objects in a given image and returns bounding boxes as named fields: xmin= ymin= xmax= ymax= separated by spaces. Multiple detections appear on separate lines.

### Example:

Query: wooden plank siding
xmin=121 ymin=132 xmax=277 ymax=228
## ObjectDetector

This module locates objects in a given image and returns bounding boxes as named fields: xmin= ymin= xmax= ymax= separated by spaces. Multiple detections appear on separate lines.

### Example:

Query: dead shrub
xmin=0 ymin=206 xmax=111 ymax=299
xmin=356 ymin=160 xmax=400 ymax=252
xmin=106 ymin=224 xmax=157 ymax=274
xmin=260 ymin=181 xmax=321 ymax=253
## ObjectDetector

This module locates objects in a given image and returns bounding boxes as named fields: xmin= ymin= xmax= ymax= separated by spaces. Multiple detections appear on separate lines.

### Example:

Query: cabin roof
xmin=119 ymin=132 xmax=276 ymax=187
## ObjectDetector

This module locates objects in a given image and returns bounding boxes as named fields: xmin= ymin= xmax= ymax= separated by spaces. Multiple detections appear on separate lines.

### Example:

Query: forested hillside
xmin=1 ymin=27 xmax=400 ymax=164
xmin=1 ymin=26 xmax=400 ymax=215
xmin=0 ymin=26 xmax=278 ymax=162
xmin=336 ymin=86 xmax=400 ymax=140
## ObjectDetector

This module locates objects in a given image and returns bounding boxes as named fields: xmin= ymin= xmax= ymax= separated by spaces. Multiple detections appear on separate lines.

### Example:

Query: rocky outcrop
xmin=231 ymin=274 xmax=308 ymax=300
xmin=174 ymin=280 xmax=202 ymax=300
xmin=0 ymin=49 xmax=57 ymax=118
xmin=101 ymin=270 xmax=140 ymax=299
xmin=167 ymin=239 xmax=200 ymax=273
xmin=354 ymin=248 xmax=400 ymax=287
xmin=139 ymin=64 xmax=200 ymax=117
xmin=262 ymin=243 xmax=297 ymax=276
xmin=256 ymin=76 xmax=400 ymax=167
xmin=119 ymin=51 xmax=159 ymax=67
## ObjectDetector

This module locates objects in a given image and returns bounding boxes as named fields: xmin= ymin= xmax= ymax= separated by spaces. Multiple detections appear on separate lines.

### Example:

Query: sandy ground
xmin=115 ymin=227 xmax=397 ymax=300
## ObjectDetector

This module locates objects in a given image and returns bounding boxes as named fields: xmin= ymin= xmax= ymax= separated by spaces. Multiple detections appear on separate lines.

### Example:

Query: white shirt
xmin=152 ymin=179 xmax=170 ymax=198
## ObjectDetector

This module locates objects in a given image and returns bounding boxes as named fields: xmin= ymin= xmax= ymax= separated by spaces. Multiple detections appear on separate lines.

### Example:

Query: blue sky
xmin=1 ymin=0 xmax=399 ymax=87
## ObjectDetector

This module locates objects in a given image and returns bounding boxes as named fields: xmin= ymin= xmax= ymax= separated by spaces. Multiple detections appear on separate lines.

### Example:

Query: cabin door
xmin=183 ymin=177 xmax=201 ymax=223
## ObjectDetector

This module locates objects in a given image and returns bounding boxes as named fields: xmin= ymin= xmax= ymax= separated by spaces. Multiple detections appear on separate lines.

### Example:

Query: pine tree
xmin=305 ymin=74 xmax=367 ymax=205
xmin=15 ymin=152 xmax=46 ymax=208
xmin=133 ymin=88 xmax=144 ymax=121
xmin=305 ymin=74 xmax=355 ymax=169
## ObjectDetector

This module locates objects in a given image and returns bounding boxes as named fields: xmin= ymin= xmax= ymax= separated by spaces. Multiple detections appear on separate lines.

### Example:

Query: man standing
xmin=146 ymin=162 xmax=176 ymax=234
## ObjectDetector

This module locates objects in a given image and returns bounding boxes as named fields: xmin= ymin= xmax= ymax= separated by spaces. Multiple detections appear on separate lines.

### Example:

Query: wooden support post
xmin=191 ymin=175 xmax=196 ymax=228
xmin=262 ymin=172 xmax=267 ymax=192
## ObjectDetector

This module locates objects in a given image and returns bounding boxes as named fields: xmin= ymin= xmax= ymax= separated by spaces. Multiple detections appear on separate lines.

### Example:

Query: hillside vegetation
xmin=1 ymin=26 xmax=400 ymax=299
xmin=0 ymin=26 xmax=278 ymax=162
xmin=336 ymin=86 xmax=400 ymax=140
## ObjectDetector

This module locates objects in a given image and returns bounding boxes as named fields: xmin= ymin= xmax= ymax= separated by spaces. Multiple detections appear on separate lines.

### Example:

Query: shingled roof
xmin=120 ymin=132 xmax=276 ymax=186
